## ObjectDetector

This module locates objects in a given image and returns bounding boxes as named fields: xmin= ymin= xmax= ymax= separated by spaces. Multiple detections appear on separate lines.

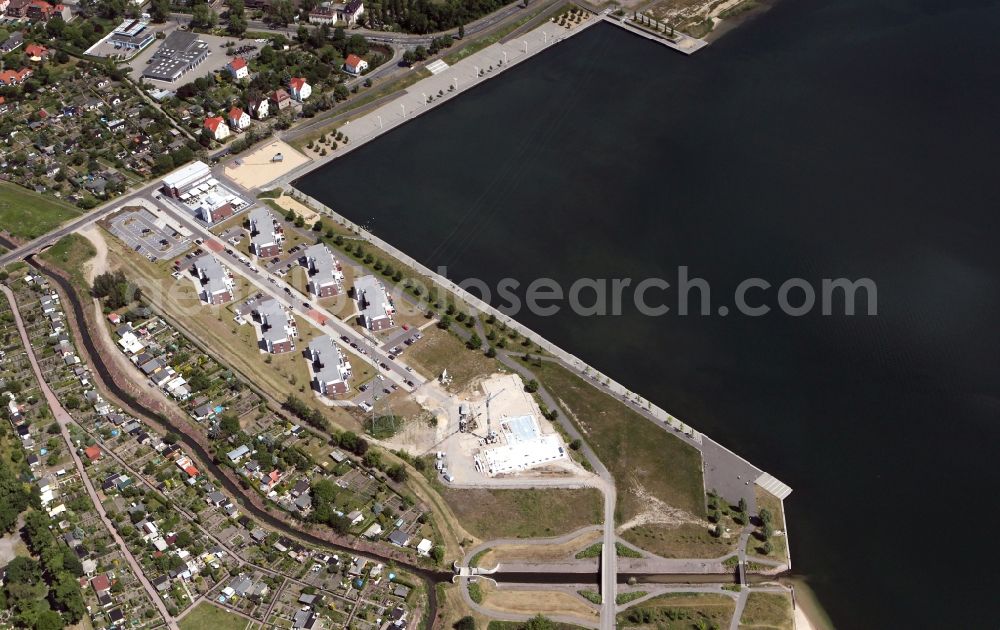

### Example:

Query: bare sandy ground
xmin=79 ymin=224 xmax=110 ymax=283
xmin=224 ymin=140 xmax=311 ymax=189
xmin=478 ymin=528 xmax=602 ymax=567
xmin=483 ymin=586 xmax=599 ymax=621
xmin=272 ymin=194 xmax=321 ymax=226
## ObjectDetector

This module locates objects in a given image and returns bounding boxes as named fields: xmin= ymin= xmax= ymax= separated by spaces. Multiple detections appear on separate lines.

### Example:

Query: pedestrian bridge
xmin=453 ymin=560 xmax=499 ymax=582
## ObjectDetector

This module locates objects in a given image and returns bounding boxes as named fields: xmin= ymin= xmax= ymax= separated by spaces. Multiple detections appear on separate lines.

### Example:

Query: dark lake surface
xmin=296 ymin=2 xmax=1000 ymax=626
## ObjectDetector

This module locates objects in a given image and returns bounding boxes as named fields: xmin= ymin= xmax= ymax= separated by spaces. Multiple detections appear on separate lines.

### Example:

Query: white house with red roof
xmin=227 ymin=57 xmax=248 ymax=80
xmin=204 ymin=116 xmax=230 ymax=141
xmin=248 ymin=96 xmax=269 ymax=119
xmin=344 ymin=54 xmax=368 ymax=75
xmin=228 ymin=106 xmax=250 ymax=131
xmin=288 ymin=77 xmax=311 ymax=102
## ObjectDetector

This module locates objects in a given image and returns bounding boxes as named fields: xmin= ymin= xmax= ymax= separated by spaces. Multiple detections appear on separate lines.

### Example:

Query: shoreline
xmin=787 ymin=578 xmax=836 ymax=630
xmin=703 ymin=0 xmax=784 ymax=44
xmin=269 ymin=14 xmax=602 ymax=190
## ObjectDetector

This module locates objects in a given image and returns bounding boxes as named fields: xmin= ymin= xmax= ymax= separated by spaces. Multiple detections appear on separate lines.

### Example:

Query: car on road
xmin=303 ymin=302 xmax=311 ymax=309
xmin=359 ymin=384 xmax=368 ymax=392
xmin=388 ymin=354 xmax=395 ymax=360
xmin=284 ymin=287 xmax=291 ymax=294
xmin=350 ymin=343 xmax=358 ymax=349
xmin=340 ymin=335 xmax=349 ymax=342
xmin=405 ymin=380 xmax=415 ymax=387
xmin=379 ymin=362 xmax=389 ymax=370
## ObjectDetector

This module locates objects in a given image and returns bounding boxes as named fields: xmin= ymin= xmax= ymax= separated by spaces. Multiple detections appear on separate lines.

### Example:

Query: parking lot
xmin=109 ymin=208 xmax=191 ymax=262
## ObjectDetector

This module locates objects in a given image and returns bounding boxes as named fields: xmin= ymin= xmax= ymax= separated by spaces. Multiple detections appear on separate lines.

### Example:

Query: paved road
xmin=1 ymin=285 xmax=179 ymax=630
xmin=151 ymin=193 xmax=420 ymax=392
xmin=0 ymin=179 xmax=164 ymax=268
xmin=198 ymin=0 xmax=549 ymax=47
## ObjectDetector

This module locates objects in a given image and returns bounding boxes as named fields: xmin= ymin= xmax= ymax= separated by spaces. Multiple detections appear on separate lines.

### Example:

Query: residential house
xmin=305 ymin=336 xmax=350 ymax=397
xmin=288 ymin=77 xmax=311 ymax=101
xmin=248 ymin=96 xmax=269 ymax=119
xmin=228 ymin=106 xmax=250 ymax=131
xmin=24 ymin=42 xmax=47 ymax=60
xmin=253 ymin=299 xmax=295 ymax=353
xmin=204 ymin=116 xmax=230 ymax=141
xmin=308 ymin=5 xmax=335 ymax=24
xmin=227 ymin=444 xmax=250 ymax=462
xmin=302 ymin=243 xmax=344 ymax=297
xmin=387 ymin=529 xmax=410 ymax=547
xmin=354 ymin=275 xmax=395 ymax=331
xmin=226 ymin=57 xmax=249 ymax=80
xmin=194 ymin=255 xmax=234 ymax=304
xmin=344 ymin=53 xmax=368 ymax=75
xmin=0 ymin=68 xmax=32 ymax=86
xmin=248 ymin=206 xmax=281 ymax=258
xmin=0 ymin=32 xmax=23 ymax=53
xmin=270 ymin=88 xmax=291 ymax=111
xmin=339 ymin=0 xmax=364 ymax=25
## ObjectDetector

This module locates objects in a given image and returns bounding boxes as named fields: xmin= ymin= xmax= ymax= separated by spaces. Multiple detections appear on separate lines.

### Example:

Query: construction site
xmin=388 ymin=372 xmax=591 ymax=486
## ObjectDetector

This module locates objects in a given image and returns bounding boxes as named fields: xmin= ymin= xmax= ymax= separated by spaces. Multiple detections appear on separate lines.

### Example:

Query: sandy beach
xmin=224 ymin=140 xmax=312 ymax=190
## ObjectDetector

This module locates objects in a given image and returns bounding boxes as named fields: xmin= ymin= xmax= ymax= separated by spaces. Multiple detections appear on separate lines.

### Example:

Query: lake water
xmin=296 ymin=1 xmax=1000 ymax=626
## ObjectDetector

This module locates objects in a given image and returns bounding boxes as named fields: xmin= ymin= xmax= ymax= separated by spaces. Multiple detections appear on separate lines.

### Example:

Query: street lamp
xmin=523 ymin=40 xmax=528 ymax=54
xmin=377 ymin=115 xmax=382 ymax=129
xmin=401 ymin=102 xmax=406 ymax=118
xmin=502 ymin=50 xmax=508 ymax=64
xmin=452 ymin=77 xmax=458 ymax=91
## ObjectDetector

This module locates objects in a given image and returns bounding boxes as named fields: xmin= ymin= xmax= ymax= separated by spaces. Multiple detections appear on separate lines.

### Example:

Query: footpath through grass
xmin=531 ymin=361 xmax=706 ymax=522
xmin=0 ymin=181 xmax=84 ymax=241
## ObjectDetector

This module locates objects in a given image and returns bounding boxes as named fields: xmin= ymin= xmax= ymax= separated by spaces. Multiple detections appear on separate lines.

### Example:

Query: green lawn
xmin=617 ymin=592 xmax=736 ymax=628
xmin=439 ymin=487 xmax=602 ymax=539
xmin=0 ymin=181 xmax=84 ymax=241
xmin=179 ymin=602 xmax=253 ymax=630
xmin=530 ymin=361 xmax=706 ymax=523
xmin=739 ymin=592 xmax=794 ymax=630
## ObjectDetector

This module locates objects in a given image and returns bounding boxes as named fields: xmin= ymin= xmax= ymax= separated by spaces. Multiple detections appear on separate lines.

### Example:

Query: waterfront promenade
xmin=273 ymin=14 xmax=601 ymax=187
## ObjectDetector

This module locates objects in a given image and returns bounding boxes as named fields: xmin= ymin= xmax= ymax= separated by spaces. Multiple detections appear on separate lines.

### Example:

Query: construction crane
xmin=484 ymin=388 xmax=505 ymax=443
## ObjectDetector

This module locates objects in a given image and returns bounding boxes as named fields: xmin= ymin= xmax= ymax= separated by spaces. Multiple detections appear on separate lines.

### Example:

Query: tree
xmin=4 ymin=557 xmax=41 ymax=586
xmin=149 ymin=0 xmax=169 ymax=22
xmin=453 ymin=617 xmax=475 ymax=630
xmin=219 ymin=412 xmax=241 ymax=436
xmin=524 ymin=379 xmax=539 ymax=393
xmin=524 ymin=615 xmax=555 ymax=630
xmin=227 ymin=0 xmax=247 ymax=35
xmin=191 ymin=2 xmax=218 ymax=29
xmin=466 ymin=332 xmax=481 ymax=350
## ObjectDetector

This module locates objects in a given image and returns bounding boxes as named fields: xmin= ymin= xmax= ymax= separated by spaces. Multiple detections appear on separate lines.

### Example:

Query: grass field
xmin=0 ymin=181 xmax=84 ymax=241
xmin=438 ymin=487 xmax=602 ymax=539
xmin=39 ymin=233 xmax=97 ymax=289
xmin=752 ymin=486 xmax=789 ymax=564
xmin=621 ymin=522 xmax=736 ymax=559
xmin=738 ymin=591 xmax=794 ymax=630
xmin=405 ymin=326 xmax=502 ymax=391
xmin=530 ymin=361 xmax=705 ymax=523
xmin=179 ymin=602 xmax=254 ymax=630
xmin=617 ymin=592 xmax=736 ymax=628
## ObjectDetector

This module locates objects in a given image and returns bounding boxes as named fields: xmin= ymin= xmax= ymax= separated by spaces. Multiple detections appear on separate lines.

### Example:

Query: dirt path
xmin=78 ymin=224 xmax=109 ymax=283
